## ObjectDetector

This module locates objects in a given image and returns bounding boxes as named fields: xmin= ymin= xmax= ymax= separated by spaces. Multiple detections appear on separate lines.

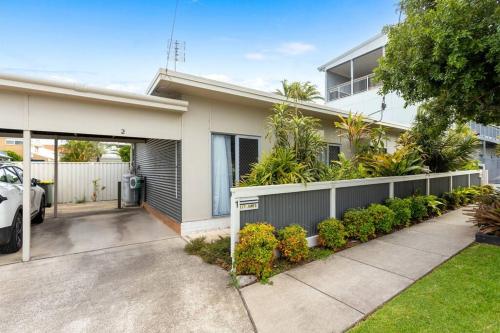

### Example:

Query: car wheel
xmin=0 ymin=210 xmax=22 ymax=254
xmin=33 ymin=196 xmax=45 ymax=224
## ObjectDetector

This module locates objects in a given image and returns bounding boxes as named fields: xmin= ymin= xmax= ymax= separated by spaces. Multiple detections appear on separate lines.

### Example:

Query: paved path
xmin=0 ymin=237 xmax=254 ymax=332
xmin=241 ymin=208 xmax=476 ymax=333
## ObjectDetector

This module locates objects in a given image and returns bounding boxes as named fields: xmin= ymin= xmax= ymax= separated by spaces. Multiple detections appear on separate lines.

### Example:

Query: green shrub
xmin=277 ymin=225 xmax=309 ymax=263
xmin=184 ymin=236 xmax=232 ymax=270
xmin=386 ymin=198 xmax=412 ymax=226
xmin=442 ymin=191 xmax=464 ymax=209
xmin=342 ymin=209 xmax=375 ymax=242
xmin=235 ymin=223 xmax=278 ymax=281
xmin=317 ymin=218 xmax=347 ymax=249
xmin=410 ymin=195 xmax=428 ymax=220
xmin=422 ymin=195 xmax=445 ymax=216
xmin=367 ymin=204 xmax=396 ymax=234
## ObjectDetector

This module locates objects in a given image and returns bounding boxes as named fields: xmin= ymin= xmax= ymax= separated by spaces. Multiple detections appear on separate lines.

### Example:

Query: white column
xmin=350 ymin=59 xmax=354 ymax=95
xmin=54 ymin=138 xmax=58 ymax=218
xmin=389 ymin=182 xmax=394 ymax=198
xmin=229 ymin=193 xmax=240 ymax=268
xmin=330 ymin=186 xmax=336 ymax=219
xmin=22 ymin=130 xmax=31 ymax=262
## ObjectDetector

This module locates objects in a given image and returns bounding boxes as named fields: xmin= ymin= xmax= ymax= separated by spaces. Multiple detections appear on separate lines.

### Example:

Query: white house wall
xmin=0 ymin=90 xmax=182 ymax=140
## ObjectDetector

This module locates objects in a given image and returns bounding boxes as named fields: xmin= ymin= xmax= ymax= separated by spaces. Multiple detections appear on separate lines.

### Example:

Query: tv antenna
xmin=167 ymin=39 xmax=186 ymax=71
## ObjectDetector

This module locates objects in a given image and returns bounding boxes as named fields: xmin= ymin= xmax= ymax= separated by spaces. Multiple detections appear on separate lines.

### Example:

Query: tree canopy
xmin=118 ymin=145 xmax=131 ymax=162
xmin=375 ymin=0 xmax=500 ymax=125
xmin=60 ymin=140 xmax=103 ymax=162
xmin=275 ymin=80 xmax=323 ymax=102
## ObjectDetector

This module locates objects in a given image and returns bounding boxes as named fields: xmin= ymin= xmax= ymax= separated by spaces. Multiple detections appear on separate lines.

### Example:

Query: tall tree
xmin=375 ymin=0 xmax=500 ymax=125
xmin=60 ymin=140 xmax=103 ymax=162
xmin=275 ymin=80 xmax=323 ymax=102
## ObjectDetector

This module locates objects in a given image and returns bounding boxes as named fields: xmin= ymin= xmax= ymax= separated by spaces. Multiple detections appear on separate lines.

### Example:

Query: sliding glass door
xmin=212 ymin=133 xmax=260 ymax=216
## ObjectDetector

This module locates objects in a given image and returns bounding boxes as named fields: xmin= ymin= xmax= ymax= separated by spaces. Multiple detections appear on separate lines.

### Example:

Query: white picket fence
xmin=16 ymin=162 xmax=130 ymax=203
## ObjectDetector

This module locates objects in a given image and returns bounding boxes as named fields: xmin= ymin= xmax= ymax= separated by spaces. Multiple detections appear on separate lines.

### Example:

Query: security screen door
xmin=212 ymin=134 xmax=259 ymax=216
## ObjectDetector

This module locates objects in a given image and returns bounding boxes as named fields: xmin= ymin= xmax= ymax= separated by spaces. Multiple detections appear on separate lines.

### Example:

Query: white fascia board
xmin=318 ymin=33 xmax=388 ymax=72
xmin=149 ymin=69 xmax=409 ymax=131
xmin=0 ymin=72 xmax=188 ymax=112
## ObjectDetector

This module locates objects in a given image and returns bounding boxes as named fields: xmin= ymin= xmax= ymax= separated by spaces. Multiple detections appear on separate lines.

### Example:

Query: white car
xmin=0 ymin=163 xmax=46 ymax=254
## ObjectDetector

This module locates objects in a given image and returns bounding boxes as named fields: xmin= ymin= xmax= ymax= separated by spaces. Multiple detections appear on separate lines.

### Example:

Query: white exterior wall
xmin=179 ymin=95 xmax=356 ymax=230
xmin=326 ymin=90 xmax=417 ymax=127
xmin=0 ymin=90 xmax=183 ymax=140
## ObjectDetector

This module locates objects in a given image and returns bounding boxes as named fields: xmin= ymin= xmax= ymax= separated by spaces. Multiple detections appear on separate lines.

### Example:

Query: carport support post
xmin=22 ymin=130 xmax=32 ymax=262
xmin=54 ymin=138 xmax=58 ymax=218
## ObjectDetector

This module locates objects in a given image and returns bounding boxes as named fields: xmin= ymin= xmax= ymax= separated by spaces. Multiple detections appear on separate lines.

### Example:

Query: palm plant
xmin=334 ymin=112 xmax=370 ymax=155
xmin=363 ymin=144 xmax=423 ymax=177
xmin=275 ymin=80 xmax=323 ymax=102
xmin=239 ymin=148 xmax=313 ymax=186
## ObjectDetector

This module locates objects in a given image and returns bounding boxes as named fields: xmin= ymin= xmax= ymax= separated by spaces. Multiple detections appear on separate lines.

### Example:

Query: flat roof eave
xmin=0 ymin=72 xmax=188 ymax=113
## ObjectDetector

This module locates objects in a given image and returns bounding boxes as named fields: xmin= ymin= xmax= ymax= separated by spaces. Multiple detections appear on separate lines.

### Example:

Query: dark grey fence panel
xmin=430 ymin=177 xmax=450 ymax=197
xmin=240 ymin=190 xmax=330 ymax=236
xmin=336 ymin=183 xmax=390 ymax=218
xmin=452 ymin=175 xmax=468 ymax=189
xmin=470 ymin=173 xmax=481 ymax=186
xmin=394 ymin=179 xmax=427 ymax=198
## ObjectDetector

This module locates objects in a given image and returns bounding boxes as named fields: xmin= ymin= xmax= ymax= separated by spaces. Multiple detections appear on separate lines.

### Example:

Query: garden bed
xmin=185 ymin=185 xmax=495 ymax=283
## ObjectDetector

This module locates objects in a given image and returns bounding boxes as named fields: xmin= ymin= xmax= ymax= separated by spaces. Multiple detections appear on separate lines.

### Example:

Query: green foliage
xmin=277 ymin=225 xmax=309 ymax=263
xmin=421 ymin=195 xmax=446 ymax=216
xmin=408 ymin=108 xmax=480 ymax=172
xmin=386 ymin=198 xmax=412 ymax=227
xmin=367 ymin=204 xmax=396 ymax=234
xmin=275 ymin=79 xmax=323 ymax=102
xmin=410 ymin=195 xmax=429 ymax=220
xmin=185 ymin=236 xmax=232 ymax=270
xmin=235 ymin=223 xmax=279 ymax=281
xmin=342 ymin=209 xmax=376 ymax=242
xmin=307 ymin=247 xmax=334 ymax=260
xmin=5 ymin=150 xmax=22 ymax=161
xmin=118 ymin=145 xmax=131 ymax=162
xmin=324 ymin=153 xmax=368 ymax=180
xmin=60 ymin=140 xmax=103 ymax=162
xmin=363 ymin=144 xmax=423 ymax=176
xmin=334 ymin=112 xmax=370 ymax=154
xmin=317 ymin=218 xmax=347 ymax=249
xmin=376 ymin=0 xmax=500 ymax=125
xmin=240 ymin=148 xmax=312 ymax=186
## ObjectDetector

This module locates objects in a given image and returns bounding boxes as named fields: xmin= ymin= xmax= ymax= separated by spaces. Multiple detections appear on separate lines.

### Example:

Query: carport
xmin=0 ymin=73 xmax=187 ymax=261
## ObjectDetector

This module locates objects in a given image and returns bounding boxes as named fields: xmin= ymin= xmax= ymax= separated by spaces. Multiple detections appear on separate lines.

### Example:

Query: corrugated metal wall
xmin=452 ymin=175 xmax=468 ymax=189
xmin=16 ymin=162 xmax=129 ymax=203
xmin=470 ymin=173 xmax=481 ymax=186
xmin=240 ymin=190 xmax=330 ymax=236
xmin=394 ymin=179 xmax=427 ymax=198
xmin=336 ymin=183 xmax=390 ymax=218
xmin=134 ymin=139 xmax=182 ymax=222
xmin=429 ymin=177 xmax=450 ymax=196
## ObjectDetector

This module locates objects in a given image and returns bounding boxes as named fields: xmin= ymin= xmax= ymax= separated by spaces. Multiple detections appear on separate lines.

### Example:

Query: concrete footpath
xmin=240 ymin=208 xmax=476 ymax=333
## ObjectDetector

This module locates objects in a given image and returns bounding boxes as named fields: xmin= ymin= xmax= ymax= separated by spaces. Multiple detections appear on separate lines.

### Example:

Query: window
xmin=321 ymin=144 xmax=341 ymax=164
xmin=212 ymin=133 xmax=260 ymax=216
xmin=3 ymin=167 xmax=21 ymax=184
xmin=5 ymin=138 xmax=23 ymax=145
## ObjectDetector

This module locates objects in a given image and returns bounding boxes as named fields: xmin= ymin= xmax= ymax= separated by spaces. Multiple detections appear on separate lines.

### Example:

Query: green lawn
xmin=350 ymin=244 xmax=500 ymax=333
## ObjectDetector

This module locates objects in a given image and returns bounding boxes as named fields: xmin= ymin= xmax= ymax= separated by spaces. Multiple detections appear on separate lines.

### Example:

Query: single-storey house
xmin=0 ymin=69 xmax=406 ymax=260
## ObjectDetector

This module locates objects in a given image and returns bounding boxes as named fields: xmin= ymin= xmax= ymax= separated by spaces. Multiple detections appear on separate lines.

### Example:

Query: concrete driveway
xmin=0 ymin=236 xmax=254 ymax=332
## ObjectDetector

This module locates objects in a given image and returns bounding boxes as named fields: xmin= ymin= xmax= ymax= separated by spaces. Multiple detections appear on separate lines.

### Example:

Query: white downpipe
xmin=330 ymin=187 xmax=336 ymax=219
xmin=22 ymin=130 xmax=31 ymax=262
xmin=229 ymin=194 xmax=240 ymax=267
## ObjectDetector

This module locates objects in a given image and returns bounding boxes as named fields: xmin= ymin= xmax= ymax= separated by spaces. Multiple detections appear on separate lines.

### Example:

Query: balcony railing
xmin=328 ymin=73 xmax=380 ymax=101
xmin=469 ymin=122 xmax=500 ymax=144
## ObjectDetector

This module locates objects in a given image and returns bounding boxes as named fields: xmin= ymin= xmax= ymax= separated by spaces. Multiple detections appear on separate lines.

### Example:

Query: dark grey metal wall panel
xmin=452 ymin=175 xmax=468 ymax=189
xmin=336 ymin=183 xmax=390 ymax=218
xmin=470 ymin=173 xmax=481 ymax=186
xmin=430 ymin=177 xmax=450 ymax=196
xmin=240 ymin=190 xmax=330 ymax=236
xmin=134 ymin=139 xmax=182 ymax=222
xmin=394 ymin=179 xmax=427 ymax=198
